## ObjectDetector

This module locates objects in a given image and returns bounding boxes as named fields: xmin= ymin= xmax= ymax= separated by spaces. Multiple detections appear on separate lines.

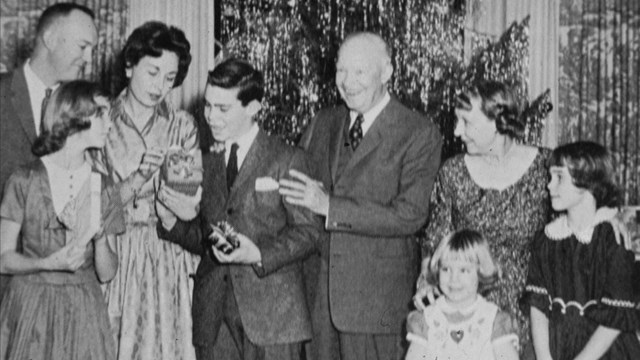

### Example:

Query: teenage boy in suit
xmin=156 ymin=58 xmax=321 ymax=360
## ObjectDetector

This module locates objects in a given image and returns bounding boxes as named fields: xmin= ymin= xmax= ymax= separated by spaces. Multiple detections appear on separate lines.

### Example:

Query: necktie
xmin=40 ymin=88 xmax=52 ymax=131
xmin=226 ymin=143 xmax=239 ymax=191
xmin=349 ymin=113 xmax=364 ymax=150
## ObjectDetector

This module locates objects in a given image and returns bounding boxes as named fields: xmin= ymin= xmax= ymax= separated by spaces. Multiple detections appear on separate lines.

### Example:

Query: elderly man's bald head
xmin=335 ymin=32 xmax=393 ymax=114
xmin=339 ymin=32 xmax=392 ymax=66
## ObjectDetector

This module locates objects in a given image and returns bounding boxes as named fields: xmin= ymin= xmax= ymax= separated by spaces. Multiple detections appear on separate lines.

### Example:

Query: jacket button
xmin=226 ymin=208 xmax=233 ymax=215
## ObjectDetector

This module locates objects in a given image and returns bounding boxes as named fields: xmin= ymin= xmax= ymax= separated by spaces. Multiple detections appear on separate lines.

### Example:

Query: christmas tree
xmin=218 ymin=0 xmax=552 ymax=158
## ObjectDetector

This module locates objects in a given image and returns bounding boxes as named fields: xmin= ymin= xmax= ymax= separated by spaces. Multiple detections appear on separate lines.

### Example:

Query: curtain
xmin=558 ymin=0 xmax=639 ymax=205
xmin=466 ymin=0 xmax=560 ymax=149
xmin=127 ymin=0 xmax=215 ymax=114
xmin=0 ymin=0 xmax=128 ymax=96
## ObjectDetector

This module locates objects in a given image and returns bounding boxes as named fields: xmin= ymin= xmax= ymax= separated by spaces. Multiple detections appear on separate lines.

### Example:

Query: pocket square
xmin=255 ymin=177 xmax=279 ymax=192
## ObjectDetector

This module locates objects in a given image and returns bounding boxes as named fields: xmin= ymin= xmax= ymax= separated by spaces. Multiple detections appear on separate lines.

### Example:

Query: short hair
xmin=340 ymin=32 xmax=392 ymax=65
xmin=427 ymin=229 xmax=501 ymax=295
xmin=549 ymin=141 xmax=620 ymax=208
xmin=207 ymin=58 xmax=264 ymax=106
xmin=122 ymin=21 xmax=192 ymax=88
xmin=35 ymin=2 xmax=94 ymax=37
xmin=32 ymin=81 xmax=109 ymax=157
xmin=455 ymin=80 xmax=523 ymax=139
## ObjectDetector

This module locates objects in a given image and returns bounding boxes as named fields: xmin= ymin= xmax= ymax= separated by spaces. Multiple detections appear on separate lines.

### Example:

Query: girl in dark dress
xmin=522 ymin=141 xmax=640 ymax=360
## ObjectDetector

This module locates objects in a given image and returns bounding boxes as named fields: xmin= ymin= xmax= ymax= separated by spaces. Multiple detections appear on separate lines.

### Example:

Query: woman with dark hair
xmin=0 ymin=81 xmax=122 ymax=359
xmin=414 ymin=80 xmax=552 ymax=354
xmin=99 ymin=22 xmax=200 ymax=360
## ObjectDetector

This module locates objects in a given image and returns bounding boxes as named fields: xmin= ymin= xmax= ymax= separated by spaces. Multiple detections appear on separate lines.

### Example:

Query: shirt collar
xmin=224 ymin=123 xmax=260 ymax=167
xmin=349 ymin=91 xmax=391 ymax=135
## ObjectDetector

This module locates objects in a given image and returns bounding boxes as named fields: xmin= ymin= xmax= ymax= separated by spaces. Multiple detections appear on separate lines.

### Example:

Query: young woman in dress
xmin=415 ymin=80 xmax=551 ymax=353
xmin=100 ymin=21 xmax=201 ymax=360
xmin=0 ymin=80 xmax=122 ymax=360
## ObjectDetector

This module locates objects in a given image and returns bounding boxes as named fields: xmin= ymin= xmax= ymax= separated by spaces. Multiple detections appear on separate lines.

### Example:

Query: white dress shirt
xmin=348 ymin=91 xmax=391 ymax=136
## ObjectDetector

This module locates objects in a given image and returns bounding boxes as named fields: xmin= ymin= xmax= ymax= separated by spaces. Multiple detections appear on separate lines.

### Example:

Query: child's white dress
xmin=406 ymin=295 xmax=518 ymax=360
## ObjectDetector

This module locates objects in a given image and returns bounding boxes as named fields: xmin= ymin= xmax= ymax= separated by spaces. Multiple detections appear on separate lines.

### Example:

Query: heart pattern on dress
xmin=450 ymin=329 xmax=464 ymax=343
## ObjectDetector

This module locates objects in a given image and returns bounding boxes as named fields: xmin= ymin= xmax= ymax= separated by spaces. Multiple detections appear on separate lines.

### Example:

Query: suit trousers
xmin=339 ymin=332 xmax=404 ymax=360
xmin=195 ymin=269 xmax=303 ymax=360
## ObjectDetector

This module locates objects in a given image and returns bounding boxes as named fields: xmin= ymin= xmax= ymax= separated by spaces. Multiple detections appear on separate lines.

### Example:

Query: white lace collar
xmin=544 ymin=207 xmax=618 ymax=244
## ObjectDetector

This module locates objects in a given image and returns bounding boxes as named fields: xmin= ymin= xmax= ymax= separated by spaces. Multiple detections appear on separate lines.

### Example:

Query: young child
xmin=0 ymin=81 xmax=124 ymax=359
xmin=522 ymin=141 xmax=640 ymax=360
xmin=406 ymin=229 xmax=519 ymax=360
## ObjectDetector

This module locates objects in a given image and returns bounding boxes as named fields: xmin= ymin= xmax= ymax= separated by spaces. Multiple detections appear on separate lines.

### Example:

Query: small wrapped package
xmin=207 ymin=221 xmax=240 ymax=255
xmin=160 ymin=147 xmax=203 ymax=196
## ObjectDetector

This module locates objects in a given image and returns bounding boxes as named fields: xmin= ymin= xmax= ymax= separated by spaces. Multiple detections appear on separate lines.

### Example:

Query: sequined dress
xmin=100 ymin=90 xmax=200 ymax=360
xmin=422 ymin=148 xmax=551 ymax=349
xmin=522 ymin=210 xmax=640 ymax=359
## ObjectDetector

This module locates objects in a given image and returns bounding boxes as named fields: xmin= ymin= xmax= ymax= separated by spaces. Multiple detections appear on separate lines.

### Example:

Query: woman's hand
xmin=137 ymin=148 xmax=165 ymax=179
xmin=413 ymin=256 xmax=440 ymax=310
xmin=156 ymin=180 xmax=202 ymax=221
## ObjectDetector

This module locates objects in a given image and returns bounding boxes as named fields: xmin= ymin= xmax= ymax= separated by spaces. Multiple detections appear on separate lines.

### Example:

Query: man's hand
xmin=278 ymin=169 xmax=329 ymax=216
xmin=210 ymin=232 xmax=262 ymax=265
xmin=156 ymin=180 xmax=202 ymax=221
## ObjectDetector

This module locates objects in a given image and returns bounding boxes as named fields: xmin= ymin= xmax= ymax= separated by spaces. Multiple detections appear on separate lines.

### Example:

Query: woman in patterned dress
xmin=100 ymin=22 xmax=200 ymax=360
xmin=414 ymin=80 xmax=551 ymax=355
xmin=0 ymin=81 xmax=123 ymax=360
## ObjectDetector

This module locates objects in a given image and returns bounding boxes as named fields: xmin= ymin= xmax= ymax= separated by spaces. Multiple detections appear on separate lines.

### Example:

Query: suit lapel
xmin=12 ymin=68 xmax=37 ymax=144
xmin=329 ymin=107 xmax=349 ymax=184
xmin=339 ymin=99 xmax=397 ymax=178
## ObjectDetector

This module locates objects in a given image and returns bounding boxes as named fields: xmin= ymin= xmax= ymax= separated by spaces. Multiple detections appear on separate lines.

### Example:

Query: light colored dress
xmin=101 ymin=89 xmax=200 ymax=360
xmin=406 ymin=296 xmax=518 ymax=360
xmin=0 ymin=160 xmax=124 ymax=360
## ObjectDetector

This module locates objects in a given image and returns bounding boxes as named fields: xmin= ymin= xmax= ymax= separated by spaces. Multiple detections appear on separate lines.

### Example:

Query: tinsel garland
xmin=219 ymin=0 xmax=552 ymax=157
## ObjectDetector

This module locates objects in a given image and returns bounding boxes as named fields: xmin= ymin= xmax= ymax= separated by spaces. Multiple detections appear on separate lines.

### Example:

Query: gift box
xmin=160 ymin=147 xmax=203 ymax=196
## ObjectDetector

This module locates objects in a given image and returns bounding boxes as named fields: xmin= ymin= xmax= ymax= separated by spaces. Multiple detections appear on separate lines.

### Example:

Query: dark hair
xmin=207 ymin=58 xmax=264 ymax=105
xmin=455 ymin=80 xmax=523 ymax=139
xmin=32 ymin=81 xmax=109 ymax=157
xmin=36 ymin=2 xmax=94 ymax=37
xmin=122 ymin=21 xmax=192 ymax=87
xmin=428 ymin=229 xmax=501 ymax=295
xmin=549 ymin=141 xmax=620 ymax=208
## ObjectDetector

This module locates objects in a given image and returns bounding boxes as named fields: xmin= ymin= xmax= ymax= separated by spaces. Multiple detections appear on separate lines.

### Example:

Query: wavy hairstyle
xmin=427 ymin=229 xmax=501 ymax=295
xmin=122 ymin=21 xmax=191 ymax=88
xmin=455 ymin=80 xmax=524 ymax=139
xmin=32 ymin=81 xmax=108 ymax=157
xmin=549 ymin=141 xmax=620 ymax=208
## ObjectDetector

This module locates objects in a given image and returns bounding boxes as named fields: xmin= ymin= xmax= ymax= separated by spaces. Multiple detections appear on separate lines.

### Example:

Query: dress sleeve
xmin=491 ymin=310 xmax=519 ymax=347
xmin=589 ymin=223 xmax=640 ymax=332
xmin=0 ymin=169 xmax=28 ymax=224
xmin=520 ymin=229 xmax=552 ymax=316
xmin=421 ymin=165 xmax=454 ymax=258
xmin=406 ymin=310 xmax=430 ymax=350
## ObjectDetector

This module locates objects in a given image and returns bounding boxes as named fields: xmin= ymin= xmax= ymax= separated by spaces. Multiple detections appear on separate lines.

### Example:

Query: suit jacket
xmin=0 ymin=67 xmax=38 ymax=201
xmin=300 ymin=97 xmax=442 ymax=334
xmin=158 ymin=129 xmax=321 ymax=346
xmin=0 ymin=67 xmax=38 ymax=301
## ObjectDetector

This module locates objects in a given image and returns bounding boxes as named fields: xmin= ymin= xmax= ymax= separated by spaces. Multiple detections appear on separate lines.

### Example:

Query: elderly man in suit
xmin=156 ymin=58 xmax=321 ymax=360
xmin=279 ymin=32 xmax=442 ymax=360
xmin=0 ymin=2 xmax=97 ymax=300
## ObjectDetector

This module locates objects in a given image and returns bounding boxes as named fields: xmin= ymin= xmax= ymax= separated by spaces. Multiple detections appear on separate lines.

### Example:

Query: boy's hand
xmin=210 ymin=232 xmax=262 ymax=265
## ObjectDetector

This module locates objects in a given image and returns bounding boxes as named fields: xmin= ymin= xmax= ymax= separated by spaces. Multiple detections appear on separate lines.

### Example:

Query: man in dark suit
xmin=156 ymin=58 xmax=321 ymax=360
xmin=279 ymin=32 xmax=442 ymax=360
xmin=0 ymin=2 xmax=97 ymax=299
